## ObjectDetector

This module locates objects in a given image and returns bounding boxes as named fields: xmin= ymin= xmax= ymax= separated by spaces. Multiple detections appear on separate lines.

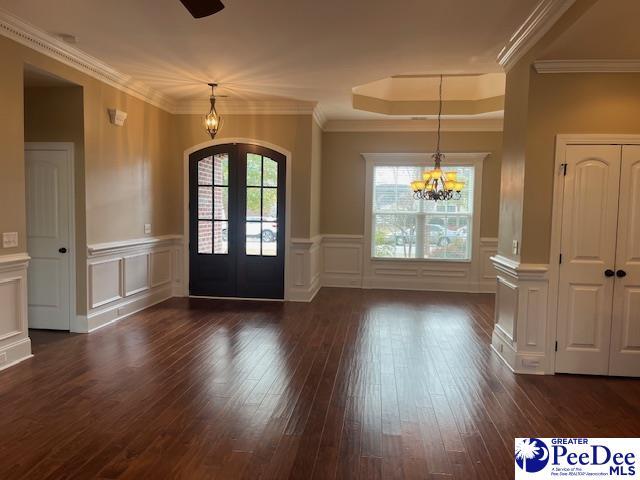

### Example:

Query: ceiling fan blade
xmin=179 ymin=0 xmax=225 ymax=18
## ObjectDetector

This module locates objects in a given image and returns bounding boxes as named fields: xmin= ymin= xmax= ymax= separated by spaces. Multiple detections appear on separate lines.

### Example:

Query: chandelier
xmin=410 ymin=75 xmax=464 ymax=201
xmin=204 ymin=83 xmax=223 ymax=139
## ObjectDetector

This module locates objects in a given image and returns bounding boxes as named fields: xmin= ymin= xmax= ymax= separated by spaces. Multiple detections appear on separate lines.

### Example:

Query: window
xmin=198 ymin=154 xmax=229 ymax=254
xmin=371 ymin=164 xmax=475 ymax=261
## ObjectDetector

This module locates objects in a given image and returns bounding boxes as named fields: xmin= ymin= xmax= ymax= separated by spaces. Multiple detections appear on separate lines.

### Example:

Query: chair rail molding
xmin=497 ymin=0 xmax=576 ymax=71
xmin=0 ymin=253 xmax=32 ymax=371
xmin=490 ymin=255 xmax=550 ymax=375
xmin=82 ymin=235 xmax=183 ymax=333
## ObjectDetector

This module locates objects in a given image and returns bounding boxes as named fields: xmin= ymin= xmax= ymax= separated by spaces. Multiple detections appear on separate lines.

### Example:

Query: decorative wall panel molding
xmin=490 ymin=255 xmax=550 ymax=374
xmin=81 ymin=236 xmax=183 ymax=333
xmin=288 ymin=236 xmax=322 ymax=302
xmin=0 ymin=254 xmax=32 ymax=371
xmin=321 ymin=235 xmax=497 ymax=293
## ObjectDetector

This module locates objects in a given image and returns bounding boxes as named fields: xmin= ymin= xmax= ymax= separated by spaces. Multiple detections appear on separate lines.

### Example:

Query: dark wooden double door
xmin=189 ymin=143 xmax=286 ymax=299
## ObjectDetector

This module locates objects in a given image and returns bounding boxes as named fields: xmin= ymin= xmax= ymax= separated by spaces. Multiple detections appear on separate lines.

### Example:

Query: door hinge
xmin=559 ymin=253 xmax=563 ymax=265
xmin=555 ymin=341 xmax=558 ymax=352
xmin=561 ymin=163 xmax=568 ymax=176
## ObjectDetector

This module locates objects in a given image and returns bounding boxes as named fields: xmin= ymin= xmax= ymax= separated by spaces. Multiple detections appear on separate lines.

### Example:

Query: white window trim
xmin=362 ymin=152 xmax=488 ymax=264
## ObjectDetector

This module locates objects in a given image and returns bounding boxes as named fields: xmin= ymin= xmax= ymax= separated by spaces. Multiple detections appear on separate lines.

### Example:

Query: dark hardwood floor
xmin=1 ymin=288 xmax=640 ymax=479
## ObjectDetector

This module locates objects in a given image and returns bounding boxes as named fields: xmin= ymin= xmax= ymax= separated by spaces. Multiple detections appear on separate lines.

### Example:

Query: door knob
xmin=616 ymin=270 xmax=627 ymax=278
xmin=605 ymin=269 xmax=615 ymax=277
xmin=59 ymin=247 xmax=68 ymax=254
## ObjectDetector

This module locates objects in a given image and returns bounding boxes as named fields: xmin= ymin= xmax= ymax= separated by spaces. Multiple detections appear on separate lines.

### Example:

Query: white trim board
xmin=182 ymin=138 xmax=294 ymax=301
xmin=497 ymin=0 xmax=576 ymax=70
xmin=88 ymin=234 xmax=183 ymax=256
xmin=534 ymin=60 xmax=640 ymax=74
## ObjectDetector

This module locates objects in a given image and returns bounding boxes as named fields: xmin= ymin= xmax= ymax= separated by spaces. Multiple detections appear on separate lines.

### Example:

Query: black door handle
xmin=605 ymin=269 xmax=615 ymax=277
xmin=616 ymin=270 xmax=627 ymax=278
xmin=59 ymin=247 xmax=68 ymax=254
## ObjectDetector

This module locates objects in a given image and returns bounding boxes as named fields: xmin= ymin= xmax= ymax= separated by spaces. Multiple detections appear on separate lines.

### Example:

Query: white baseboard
xmin=0 ymin=337 xmax=33 ymax=372
xmin=80 ymin=284 xmax=173 ymax=333
xmin=288 ymin=273 xmax=322 ymax=302
xmin=363 ymin=276 xmax=496 ymax=294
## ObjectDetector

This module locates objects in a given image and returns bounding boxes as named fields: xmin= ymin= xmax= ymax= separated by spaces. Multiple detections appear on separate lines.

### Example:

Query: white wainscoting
xmin=288 ymin=236 xmax=322 ymax=302
xmin=322 ymin=235 xmax=364 ymax=288
xmin=0 ymin=254 xmax=32 ymax=371
xmin=490 ymin=255 xmax=550 ymax=375
xmin=80 ymin=235 xmax=183 ymax=333
xmin=321 ymin=235 xmax=498 ymax=293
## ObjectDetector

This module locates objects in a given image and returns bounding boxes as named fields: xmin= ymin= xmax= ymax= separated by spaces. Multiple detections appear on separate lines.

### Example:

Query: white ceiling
xmin=0 ymin=0 xmax=540 ymax=119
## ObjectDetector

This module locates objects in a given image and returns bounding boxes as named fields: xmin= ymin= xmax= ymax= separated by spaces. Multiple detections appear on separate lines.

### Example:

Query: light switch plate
xmin=144 ymin=224 xmax=152 ymax=235
xmin=512 ymin=240 xmax=519 ymax=256
xmin=2 ymin=232 xmax=18 ymax=248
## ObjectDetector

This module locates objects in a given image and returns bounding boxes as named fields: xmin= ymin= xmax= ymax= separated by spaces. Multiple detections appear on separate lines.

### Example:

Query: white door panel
xmin=556 ymin=145 xmax=621 ymax=375
xmin=609 ymin=145 xmax=640 ymax=376
xmin=26 ymin=146 xmax=72 ymax=331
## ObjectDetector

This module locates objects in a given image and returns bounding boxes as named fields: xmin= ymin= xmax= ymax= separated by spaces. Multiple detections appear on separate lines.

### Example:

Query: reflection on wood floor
xmin=1 ymin=288 xmax=640 ymax=479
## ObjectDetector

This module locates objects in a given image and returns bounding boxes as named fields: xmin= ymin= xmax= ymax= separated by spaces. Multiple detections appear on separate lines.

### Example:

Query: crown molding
xmin=313 ymin=106 xmax=327 ymax=129
xmin=498 ymin=0 xmax=576 ymax=71
xmin=172 ymin=98 xmax=318 ymax=116
xmin=534 ymin=59 xmax=640 ymax=73
xmin=0 ymin=8 xmax=322 ymax=117
xmin=323 ymin=118 xmax=503 ymax=133
xmin=0 ymin=8 xmax=177 ymax=112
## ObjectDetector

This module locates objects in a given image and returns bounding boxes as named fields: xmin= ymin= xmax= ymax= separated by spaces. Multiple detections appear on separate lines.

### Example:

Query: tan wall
xmin=496 ymin=0 xmax=599 ymax=262
xmin=0 ymin=35 xmax=178 ymax=259
xmin=24 ymin=86 xmax=88 ymax=313
xmin=522 ymin=72 xmax=640 ymax=263
xmin=171 ymin=114 xmax=315 ymax=238
xmin=321 ymin=131 xmax=503 ymax=237
xmin=310 ymin=120 xmax=323 ymax=237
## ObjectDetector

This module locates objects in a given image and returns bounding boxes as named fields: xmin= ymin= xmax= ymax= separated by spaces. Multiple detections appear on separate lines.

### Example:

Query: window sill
xmin=370 ymin=256 xmax=472 ymax=264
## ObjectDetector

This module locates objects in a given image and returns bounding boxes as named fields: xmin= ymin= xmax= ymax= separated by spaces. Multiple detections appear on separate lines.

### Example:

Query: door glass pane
xmin=214 ymin=221 xmax=228 ymax=254
xmin=246 ymin=188 xmax=261 ymax=220
xmin=214 ymin=153 xmax=229 ymax=185
xmin=198 ymin=187 xmax=212 ymax=219
xmin=246 ymin=222 xmax=261 ymax=256
xmin=214 ymin=187 xmax=228 ymax=220
xmin=262 ymin=222 xmax=277 ymax=256
xmin=198 ymin=157 xmax=213 ymax=185
xmin=247 ymin=154 xmax=262 ymax=186
xmin=263 ymin=157 xmax=278 ymax=187
xmin=198 ymin=221 xmax=212 ymax=254
xmin=262 ymin=188 xmax=277 ymax=220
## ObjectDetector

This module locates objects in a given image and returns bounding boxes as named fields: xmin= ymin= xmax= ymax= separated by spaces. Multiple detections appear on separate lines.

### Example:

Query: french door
xmin=189 ymin=143 xmax=286 ymax=299
xmin=556 ymin=144 xmax=640 ymax=376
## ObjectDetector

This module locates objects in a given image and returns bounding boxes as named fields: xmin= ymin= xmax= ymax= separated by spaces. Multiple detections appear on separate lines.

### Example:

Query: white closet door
xmin=26 ymin=147 xmax=72 ymax=331
xmin=609 ymin=145 xmax=640 ymax=376
xmin=555 ymin=145 xmax=621 ymax=375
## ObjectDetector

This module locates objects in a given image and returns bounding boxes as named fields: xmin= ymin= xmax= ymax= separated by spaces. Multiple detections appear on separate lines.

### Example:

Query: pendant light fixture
xmin=204 ymin=82 xmax=222 ymax=139
xmin=410 ymin=75 xmax=464 ymax=201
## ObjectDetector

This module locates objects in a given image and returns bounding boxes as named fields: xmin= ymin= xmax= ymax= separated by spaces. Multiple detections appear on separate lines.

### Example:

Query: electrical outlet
xmin=2 ymin=232 xmax=18 ymax=248
xmin=512 ymin=239 xmax=519 ymax=256
xmin=144 ymin=224 xmax=152 ymax=235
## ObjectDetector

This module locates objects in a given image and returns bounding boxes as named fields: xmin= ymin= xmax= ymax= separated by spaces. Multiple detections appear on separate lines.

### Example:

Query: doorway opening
xmin=187 ymin=142 xmax=288 ymax=299
xmin=24 ymin=66 xmax=84 ymax=332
